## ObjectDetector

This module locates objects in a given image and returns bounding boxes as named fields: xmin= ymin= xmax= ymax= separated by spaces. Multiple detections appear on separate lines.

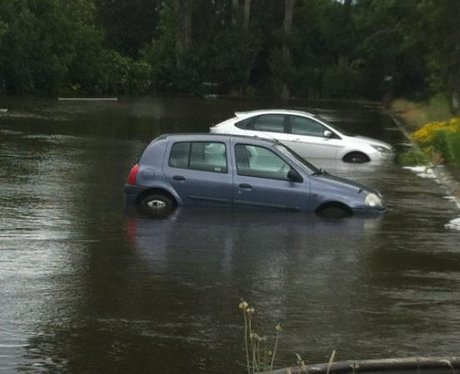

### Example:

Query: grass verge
xmin=392 ymin=96 xmax=460 ymax=166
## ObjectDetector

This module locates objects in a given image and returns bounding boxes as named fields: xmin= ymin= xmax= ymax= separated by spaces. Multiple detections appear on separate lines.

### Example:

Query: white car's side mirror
xmin=323 ymin=130 xmax=333 ymax=138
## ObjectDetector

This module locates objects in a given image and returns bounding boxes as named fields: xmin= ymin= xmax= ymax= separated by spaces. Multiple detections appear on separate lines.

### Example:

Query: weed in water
xmin=239 ymin=299 xmax=283 ymax=373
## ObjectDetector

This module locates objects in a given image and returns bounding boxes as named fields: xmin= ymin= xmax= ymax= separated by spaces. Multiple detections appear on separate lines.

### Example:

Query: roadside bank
xmin=388 ymin=110 xmax=460 ymax=230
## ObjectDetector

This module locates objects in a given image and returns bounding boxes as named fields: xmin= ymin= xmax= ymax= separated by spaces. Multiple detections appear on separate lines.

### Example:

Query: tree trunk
xmin=175 ymin=0 xmax=192 ymax=69
xmin=243 ymin=0 xmax=251 ymax=30
xmin=281 ymin=0 xmax=295 ymax=99
xmin=232 ymin=0 xmax=250 ymax=29
xmin=449 ymin=73 xmax=460 ymax=115
xmin=232 ymin=0 xmax=239 ymax=24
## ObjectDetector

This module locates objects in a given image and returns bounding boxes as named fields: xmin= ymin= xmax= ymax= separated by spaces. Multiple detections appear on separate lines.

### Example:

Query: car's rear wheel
xmin=343 ymin=152 xmax=370 ymax=163
xmin=139 ymin=194 xmax=175 ymax=218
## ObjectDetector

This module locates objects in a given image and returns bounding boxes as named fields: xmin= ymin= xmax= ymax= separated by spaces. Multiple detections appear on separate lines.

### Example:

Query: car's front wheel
xmin=139 ymin=194 xmax=175 ymax=218
xmin=316 ymin=204 xmax=352 ymax=219
xmin=343 ymin=152 xmax=370 ymax=163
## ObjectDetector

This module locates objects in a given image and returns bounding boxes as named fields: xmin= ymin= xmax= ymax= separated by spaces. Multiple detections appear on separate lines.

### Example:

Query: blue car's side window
xmin=169 ymin=142 xmax=191 ymax=168
xmin=235 ymin=144 xmax=290 ymax=180
xmin=169 ymin=141 xmax=228 ymax=173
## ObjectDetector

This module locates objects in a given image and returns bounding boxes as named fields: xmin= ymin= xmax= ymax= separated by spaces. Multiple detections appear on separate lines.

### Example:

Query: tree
xmin=95 ymin=0 xmax=162 ymax=58
xmin=419 ymin=0 xmax=460 ymax=114
xmin=352 ymin=0 xmax=427 ymax=100
xmin=175 ymin=0 xmax=192 ymax=69
xmin=281 ymin=0 xmax=295 ymax=98
xmin=0 ymin=0 xmax=150 ymax=94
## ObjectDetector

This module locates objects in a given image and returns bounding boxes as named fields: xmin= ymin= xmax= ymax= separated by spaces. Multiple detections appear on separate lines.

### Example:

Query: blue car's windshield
xmin=275 ymin=144 xmax=321 ymax=174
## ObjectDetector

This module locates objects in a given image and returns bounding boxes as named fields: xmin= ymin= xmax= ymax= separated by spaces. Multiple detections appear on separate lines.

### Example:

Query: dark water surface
xmin=1 ymin=96 xmax=459 ymax=373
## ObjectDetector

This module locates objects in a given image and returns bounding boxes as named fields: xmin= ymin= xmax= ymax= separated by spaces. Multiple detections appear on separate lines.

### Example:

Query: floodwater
xmin=0 ymin=96 xmax=459 ymax=373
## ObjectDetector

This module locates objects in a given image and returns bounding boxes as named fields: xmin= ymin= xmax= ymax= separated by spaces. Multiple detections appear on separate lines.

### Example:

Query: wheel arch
xmin=342 ymin=151 xmax=370 ymax=163
xmin=315 ymin=201 xmax=353 ymax=217
xmin=136 ymin=188 xmax=179 ymax=208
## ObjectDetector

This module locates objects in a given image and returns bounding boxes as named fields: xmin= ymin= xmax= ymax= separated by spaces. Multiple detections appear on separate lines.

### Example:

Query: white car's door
xmin=283 ymin=115 xmax=344 ymax=160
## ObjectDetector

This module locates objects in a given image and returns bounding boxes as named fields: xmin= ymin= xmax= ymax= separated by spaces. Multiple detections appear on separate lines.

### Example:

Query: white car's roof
xmin=234 ymin=109 xmax=316 ymax=118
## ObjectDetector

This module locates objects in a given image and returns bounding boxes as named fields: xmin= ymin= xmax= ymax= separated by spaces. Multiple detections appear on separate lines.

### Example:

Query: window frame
xmin=287 ymin=115 xmax=330 ymax=138
xmin=168 ymin=141 xmax=228 ymax=174
xmin=236 ymin=114 xmax=287 ymax=133
xmin=234 ymin=143 xmax=293 ymax=181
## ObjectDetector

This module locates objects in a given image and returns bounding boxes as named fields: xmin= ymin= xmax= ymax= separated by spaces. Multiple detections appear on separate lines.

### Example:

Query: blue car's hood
xmin=311 ymin=171 xmax=380 ymax=195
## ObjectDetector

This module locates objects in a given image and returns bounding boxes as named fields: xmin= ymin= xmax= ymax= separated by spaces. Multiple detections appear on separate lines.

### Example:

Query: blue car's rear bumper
xmin=123 ymin=184 xmax=145 ymax=204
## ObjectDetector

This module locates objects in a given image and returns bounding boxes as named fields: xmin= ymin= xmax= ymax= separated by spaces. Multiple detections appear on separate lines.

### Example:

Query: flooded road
xmin=1 ymin=96 xmax=459 ymax=373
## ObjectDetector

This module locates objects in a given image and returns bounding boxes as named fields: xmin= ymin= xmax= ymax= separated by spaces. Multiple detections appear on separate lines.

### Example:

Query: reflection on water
xmin=309 ymin=158 xmax=394 ymax=179
xmin=1 ymin=96 xmax=460 ymax=372
xmin=128 ymin=208 xmax=382 ymax=270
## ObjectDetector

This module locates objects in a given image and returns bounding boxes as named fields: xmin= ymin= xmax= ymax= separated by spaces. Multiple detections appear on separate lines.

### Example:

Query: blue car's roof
xmin=155 ymin=132 xmax=281 ymax=145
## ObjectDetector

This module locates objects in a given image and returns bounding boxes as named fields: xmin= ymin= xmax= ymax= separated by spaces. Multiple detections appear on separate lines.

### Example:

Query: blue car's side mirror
xmin=288 ymin=169 xmax=303 ymax=183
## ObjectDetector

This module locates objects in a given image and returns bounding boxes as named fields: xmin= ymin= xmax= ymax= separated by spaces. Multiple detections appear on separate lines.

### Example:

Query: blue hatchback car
xmin=124 ymin=133 xmax=385 ymax=218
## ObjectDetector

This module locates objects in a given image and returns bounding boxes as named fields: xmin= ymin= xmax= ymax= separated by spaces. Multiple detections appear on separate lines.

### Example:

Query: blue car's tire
xmin=139 ymin=194 xmax=175 ymax=218
xmin=316 ymin=205 xmax=352 ymax=219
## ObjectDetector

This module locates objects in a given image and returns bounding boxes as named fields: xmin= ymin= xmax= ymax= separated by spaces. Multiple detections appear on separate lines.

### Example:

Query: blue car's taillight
xmin=127 ymin=164 xmax=139 ymax=185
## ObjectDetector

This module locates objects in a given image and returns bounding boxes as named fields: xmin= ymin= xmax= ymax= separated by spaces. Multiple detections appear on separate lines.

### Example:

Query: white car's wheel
xmin=343 ymin=152 xmax=370 ymax=163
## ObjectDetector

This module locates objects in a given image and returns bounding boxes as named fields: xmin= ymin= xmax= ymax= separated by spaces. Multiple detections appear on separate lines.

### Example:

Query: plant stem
xmin=270 ymin=332 xmax=280 ymax=369
xmin=244 ymin=313 xmax=250 ymax=374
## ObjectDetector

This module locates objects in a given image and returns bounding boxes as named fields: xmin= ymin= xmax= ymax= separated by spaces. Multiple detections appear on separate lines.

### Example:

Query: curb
xmin=262 ymin=356 xmax=460 ymax=374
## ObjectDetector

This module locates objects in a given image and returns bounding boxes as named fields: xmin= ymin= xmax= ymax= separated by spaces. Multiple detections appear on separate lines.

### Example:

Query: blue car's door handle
xmin=239 ymin=183 xmax=252 ymax=189
xmin=173 ymin=175 xmax=185 ymax=181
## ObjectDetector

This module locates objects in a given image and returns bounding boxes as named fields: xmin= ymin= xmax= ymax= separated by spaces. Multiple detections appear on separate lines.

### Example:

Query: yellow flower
xmin=411 ymin=119 xmax=458 ymax=145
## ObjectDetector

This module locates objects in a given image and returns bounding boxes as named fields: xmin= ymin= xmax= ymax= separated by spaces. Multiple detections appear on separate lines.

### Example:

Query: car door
xmin=163 ymin=140 xmax=233 ymax=205
xmin=231 ymin=141 xmax=310 ymax=210
xmin=284 ymin=115 xmax=344 ymax=160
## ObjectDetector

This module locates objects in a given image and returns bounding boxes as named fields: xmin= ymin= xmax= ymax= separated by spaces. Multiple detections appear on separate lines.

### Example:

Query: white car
xmin=209 ymin=109 xmax=394 ymax=163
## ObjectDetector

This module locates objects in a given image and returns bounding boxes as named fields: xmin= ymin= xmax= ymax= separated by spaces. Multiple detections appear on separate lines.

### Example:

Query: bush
xmin=410 ymin=117 xmax=460 ymax=165
xmin=391 ymin=95 xmax=452 ymax=130
xmin=398 ymin=147 xmax=430 ymax=166
xmin=436 ymin=130 xmax=460 ymax=164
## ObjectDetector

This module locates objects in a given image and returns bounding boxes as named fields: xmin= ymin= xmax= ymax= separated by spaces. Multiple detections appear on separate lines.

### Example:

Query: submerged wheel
xmin=139 ymin=194 xmax=175 ymax=218
xmin=343 ymin=152 xmax=370 ymax=164
xmin=316 ymin=204 xmax=352 ymax=219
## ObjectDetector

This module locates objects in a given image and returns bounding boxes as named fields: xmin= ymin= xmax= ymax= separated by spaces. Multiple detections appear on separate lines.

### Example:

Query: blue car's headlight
xmin=365 ymin=193 xmax=383 ymax=208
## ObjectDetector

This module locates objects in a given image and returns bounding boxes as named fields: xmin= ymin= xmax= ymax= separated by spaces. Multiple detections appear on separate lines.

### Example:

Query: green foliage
xmin=433 ymin=130 xmax=460 ymax=165
xmin=418 ymin=0 xmax=460 ymax=94
xmin=142 ymin=1 xmax=180 ymax=92
xmin=0 ymin=0 xmax=459 ymax=100
xmin=398 ymin=147 xmax=431 ymax=166
xmin=352 ymin=0 xmax=428 ymax=99
xmin=444 ymin=132 xmax=460 ymax=165
xmin=322 ymin=63 xmax=362 ymax=99
xmin=201 ymin=24 xmax=257 ymax=94
xmin=0 ymin=19 xmax=6 ymax=44
xmin=95 ymin=0 xmax=161 ymax=58
xmin=0 ymin=0 xmax=151 ymax=94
